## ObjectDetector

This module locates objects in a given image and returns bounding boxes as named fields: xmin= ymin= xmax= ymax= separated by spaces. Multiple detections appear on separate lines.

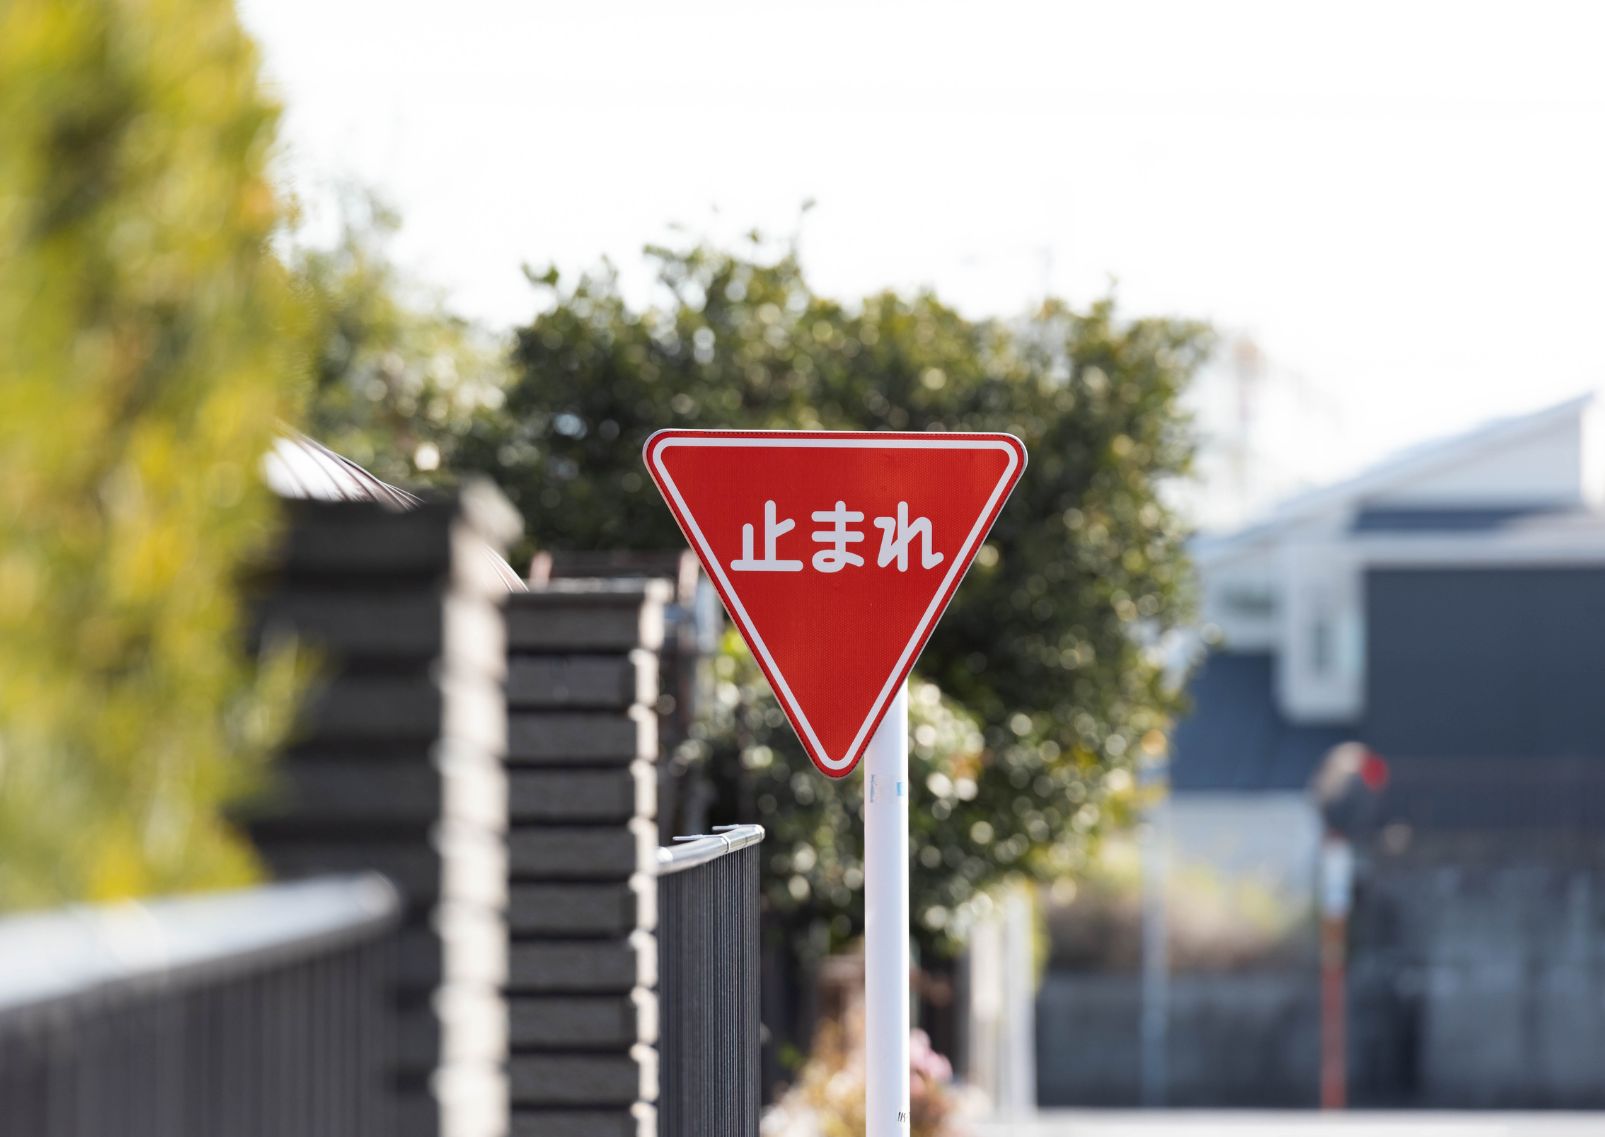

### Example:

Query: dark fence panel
xmin=1349 ymin=840 xmax=1605 ymax=1108
xmin=658 ymin=826 xmax=763 ymax=1137
xmin=0 ymin=875 xmax=399 ymax=1137
xmin=1035 ymin=970 xmax=1319 ymax=1107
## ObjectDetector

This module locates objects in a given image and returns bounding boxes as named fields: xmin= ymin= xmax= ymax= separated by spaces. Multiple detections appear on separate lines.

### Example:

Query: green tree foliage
xmin=0 ymin=0 xmax=307 ymax=906
xmin=293 ymin=191 xmax=511 ymax=487
xmin=455 ymin=236 xmax=1212 ymax=956
xmin=701 ymin=632 xmax=997 ymax=956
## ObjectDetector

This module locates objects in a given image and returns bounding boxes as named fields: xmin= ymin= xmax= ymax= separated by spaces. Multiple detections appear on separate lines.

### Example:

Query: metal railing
xmin=658 ymin=824 xmax=765 ymax=1137
xmin=0 ymin=874 xmax=399 ymax=1137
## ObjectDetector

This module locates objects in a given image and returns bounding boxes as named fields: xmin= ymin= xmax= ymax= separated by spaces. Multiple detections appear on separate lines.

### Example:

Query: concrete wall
xmin=1169 ymin=793 xmax=1320 ymax=910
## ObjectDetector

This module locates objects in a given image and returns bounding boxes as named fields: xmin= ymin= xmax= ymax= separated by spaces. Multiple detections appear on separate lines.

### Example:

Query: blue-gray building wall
xmin=1364 ymin=567 xmax=1605 ymax=766
xmin=1169 ymin=652 xmax=1351 ymax=792
xmin=1350 ymin=565 xmax=1605 ymax=1108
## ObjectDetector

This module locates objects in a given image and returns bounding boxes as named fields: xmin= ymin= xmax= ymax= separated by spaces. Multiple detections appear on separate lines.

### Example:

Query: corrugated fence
xmin=0 ymin=875 xmax=399 ymax=1137
xmin=658 ymin=827 xmax=764 ymax=1137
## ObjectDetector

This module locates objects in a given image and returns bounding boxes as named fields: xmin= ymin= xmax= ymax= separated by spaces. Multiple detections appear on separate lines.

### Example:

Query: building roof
xmin=1195 ymin=392 xmax=1596 ymax=562
xmin=1348 ymin=504 xmax=1566 ymax=534
xmin=1170 ymin=651 xmax=1352 ymax=792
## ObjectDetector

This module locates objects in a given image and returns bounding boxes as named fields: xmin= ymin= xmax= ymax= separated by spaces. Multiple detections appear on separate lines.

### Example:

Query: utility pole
xmin=1311 ymin=741 xmax=1387 ymax=1111
xmin=1138 ymin=750 xmax=1170 ymax=1108
xmin=1319 ymin=835 xmax=1354 ymax=1109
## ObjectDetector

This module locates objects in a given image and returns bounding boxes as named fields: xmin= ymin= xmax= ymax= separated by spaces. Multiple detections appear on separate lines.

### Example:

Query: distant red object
xmin=1358 ymin=750 xmax=1390 ymax=792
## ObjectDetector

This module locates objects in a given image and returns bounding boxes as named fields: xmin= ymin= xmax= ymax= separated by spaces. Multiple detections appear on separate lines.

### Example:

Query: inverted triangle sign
xmin=645 ymin=430 xmax=1026 ymax=778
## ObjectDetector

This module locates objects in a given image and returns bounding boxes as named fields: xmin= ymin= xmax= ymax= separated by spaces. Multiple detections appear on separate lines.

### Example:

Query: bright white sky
xmin=241 ymin=0 xmax=1605 ymax=482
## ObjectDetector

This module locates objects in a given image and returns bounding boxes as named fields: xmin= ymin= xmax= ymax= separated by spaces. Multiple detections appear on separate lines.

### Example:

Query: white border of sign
xmin=647 ymin=433 xmax=1022 ymax=774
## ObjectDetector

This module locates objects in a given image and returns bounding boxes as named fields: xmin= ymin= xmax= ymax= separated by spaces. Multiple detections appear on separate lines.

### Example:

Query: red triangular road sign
xmin=644 ymin=430 xmax=1027 ymax=778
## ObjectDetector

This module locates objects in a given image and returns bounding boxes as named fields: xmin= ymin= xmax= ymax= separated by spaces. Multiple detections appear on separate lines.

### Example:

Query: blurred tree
xmin=0 ymin=0 xmax=308 ymax=906
xmin=293 ymin=189 xmax=511 ymax=486
xmin=702 ymin=634 xmax=1000 ymax=956
xmin=461 ymin=236 xmax=1213 ymax=957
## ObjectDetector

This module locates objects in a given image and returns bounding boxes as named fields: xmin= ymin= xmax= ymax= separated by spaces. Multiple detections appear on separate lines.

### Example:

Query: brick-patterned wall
xmin=246 ymin=483 xmax=520 ymax=1137
xmin=503 ymin=581 xmax=667 ymax=1137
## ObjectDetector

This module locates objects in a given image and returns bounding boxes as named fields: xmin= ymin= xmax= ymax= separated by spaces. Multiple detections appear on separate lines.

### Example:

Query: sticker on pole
xmin=644 ymin=430 xmax=1026 ymax=778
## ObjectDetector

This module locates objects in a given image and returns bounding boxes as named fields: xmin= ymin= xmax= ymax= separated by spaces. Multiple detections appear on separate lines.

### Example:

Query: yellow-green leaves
xmin=0 ymin=0 xmax=308 ymax=907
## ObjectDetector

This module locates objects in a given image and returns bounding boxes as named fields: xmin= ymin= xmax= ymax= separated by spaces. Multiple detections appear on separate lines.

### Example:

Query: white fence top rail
xmin=0 ymin=873 xmax=398 ymax=1015
xmin=658 ymin=824 xmax=766 ymax=875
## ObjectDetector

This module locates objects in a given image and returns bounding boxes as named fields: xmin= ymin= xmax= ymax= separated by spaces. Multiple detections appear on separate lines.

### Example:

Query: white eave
xmin=1194 ymin=392 xmax=1598 ymax=566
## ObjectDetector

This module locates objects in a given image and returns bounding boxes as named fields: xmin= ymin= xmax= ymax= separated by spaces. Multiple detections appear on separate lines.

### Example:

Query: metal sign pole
xmin=864 ymin=683 xmax=911 ymax=1137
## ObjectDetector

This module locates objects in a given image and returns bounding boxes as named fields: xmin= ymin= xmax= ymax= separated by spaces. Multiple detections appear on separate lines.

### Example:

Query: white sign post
xmin=864 ymin=683 xmax=911 ymax=1135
